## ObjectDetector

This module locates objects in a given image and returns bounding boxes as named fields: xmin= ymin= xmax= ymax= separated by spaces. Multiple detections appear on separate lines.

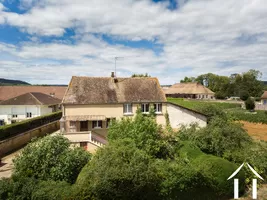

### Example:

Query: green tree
xmin=245 ymin=97 xmax=255 ymax=110
xmin=180 ymin=76 xmax=196 ymax=83
xmin=13 ymin=135 xmax=91 ymax=183
xmin=178 ymin=117 xmax=252 ymax=157
xmin=131 ymin=73 xmax=151 ymax=77
xmin=75 ymin=140 xmax=162 ymax=200
xmin=240 ymin=90 xmax=250 ymax=101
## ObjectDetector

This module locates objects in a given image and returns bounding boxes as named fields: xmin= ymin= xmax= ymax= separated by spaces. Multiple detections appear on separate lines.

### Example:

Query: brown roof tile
xmin=0 ymin=86 xmax=67 ymax=101
xmin=261 ymin=91 xmax=267 ymax=99
xmin=0 ymin=92 xmax=61 ymax=105
xmin=165 ymin=82 xmax=215 ymax=95
xmin=63 ymin=76 xmax=167 ymax=104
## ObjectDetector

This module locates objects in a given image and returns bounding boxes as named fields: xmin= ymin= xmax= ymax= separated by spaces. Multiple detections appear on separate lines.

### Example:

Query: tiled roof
xmin=0 ymin=86 xmax=67 ymax=101
xmin=164 ymin=82 xmax=215 ymax=95
xmin=0 ymin=92 xmax=61 ymax=105
xmin=261 ymin=91 xmax=267 ymax=99
xmin=62 ymin=76 xmax=167 ymax=104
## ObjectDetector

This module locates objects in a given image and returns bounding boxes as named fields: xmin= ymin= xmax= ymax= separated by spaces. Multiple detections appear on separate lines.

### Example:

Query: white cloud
xmin=0 ymin=0 xmax=267 ymax=84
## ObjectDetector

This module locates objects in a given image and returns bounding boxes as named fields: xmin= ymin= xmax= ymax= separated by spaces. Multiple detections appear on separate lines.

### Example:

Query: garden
xmin=1 ymin=107 xmax=267 ymax=199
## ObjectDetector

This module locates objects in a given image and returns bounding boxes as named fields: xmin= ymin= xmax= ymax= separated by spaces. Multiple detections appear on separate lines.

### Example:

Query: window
xmin=0 ymin=120 xmax=4 ymax=126
xmin=141 ymin=103 xmax=149 ymax=113
xmin=123 ymin=103 xmax=132 ymax=114
xmin=206 ymin=95 xmax=208 ymax=98
xmin=26 ymin=112 xmax=32 ymax=118
xmin=92 ymin=120 xmax=103 ymax=129
xmin=69 ymin=121 xmax=76 ymax=132
xmin=12 ymin=114 xmax=17 ymax=118
xmin=264 ymin=100 xmax=267 ymax=105
xmin=154 ymin=103 xmax=162 ymax=113
xmin=106 ymin=118 xmax=116 ymax=128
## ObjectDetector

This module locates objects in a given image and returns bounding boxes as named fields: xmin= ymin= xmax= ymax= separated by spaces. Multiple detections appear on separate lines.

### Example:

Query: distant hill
xmin=0 ymin=78 xmax=31 ymax=86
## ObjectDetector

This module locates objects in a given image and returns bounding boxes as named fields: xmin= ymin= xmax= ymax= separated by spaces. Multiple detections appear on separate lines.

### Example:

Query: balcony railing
xmin=63 ymin=131 xmax=107 ymax=147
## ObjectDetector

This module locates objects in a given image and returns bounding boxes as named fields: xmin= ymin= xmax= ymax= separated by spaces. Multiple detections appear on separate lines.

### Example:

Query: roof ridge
xmin=29 ymin=92 xmax=43 ymax=105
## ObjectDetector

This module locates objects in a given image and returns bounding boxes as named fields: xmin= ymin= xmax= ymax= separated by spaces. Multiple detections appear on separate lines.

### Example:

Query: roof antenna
xmin=114 ymin=56 xmax=124 ymax=77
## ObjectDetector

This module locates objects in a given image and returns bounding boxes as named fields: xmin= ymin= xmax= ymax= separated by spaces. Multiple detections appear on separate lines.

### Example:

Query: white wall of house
xmin=0 ymin=105 xmax=55 ymax=126
xmin=40 ymin=106 xmax=53 ymax=115
xmin=167 ymin=103 xmax=207 ymax=128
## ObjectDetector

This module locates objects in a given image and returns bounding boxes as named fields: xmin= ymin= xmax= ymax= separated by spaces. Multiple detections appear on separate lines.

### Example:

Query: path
xmin=0 ymin=150 xmax=21 ymax=179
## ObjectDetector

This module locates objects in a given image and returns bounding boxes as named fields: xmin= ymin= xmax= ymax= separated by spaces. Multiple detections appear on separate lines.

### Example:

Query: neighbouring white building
xmin=0 ymin=92 xmax=61 ymax=126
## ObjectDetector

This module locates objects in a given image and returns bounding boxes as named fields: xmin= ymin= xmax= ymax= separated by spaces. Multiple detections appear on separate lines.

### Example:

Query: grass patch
xmin=227 ymin=108 xmax=267 ymax=124
xmin=167 ymin=98 xmax=241 ymax=111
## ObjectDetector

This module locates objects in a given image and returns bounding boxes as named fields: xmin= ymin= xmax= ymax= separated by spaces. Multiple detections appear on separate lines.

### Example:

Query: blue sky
xmin=0 ymin=0 xmax=267 ymax=84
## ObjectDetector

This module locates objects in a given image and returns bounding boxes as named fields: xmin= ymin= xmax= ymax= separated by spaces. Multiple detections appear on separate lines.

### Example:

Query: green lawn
xmin=226 ymin=108 xmax=267 ymax=124
xmin=167 ymin=98 xmax=241 ymax=111
xmin=167 ymin=98 xmax=267 ymax=124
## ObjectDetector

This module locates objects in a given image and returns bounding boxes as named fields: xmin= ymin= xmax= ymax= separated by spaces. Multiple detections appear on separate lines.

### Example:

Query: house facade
xmin=261 ymin=91 xmax=267 ymax=105
xmin=61 ymin=75 xmax=208 ymax=152
xmin=0 ymin=92 xmax=61 ymax=126
xmin=165 ymin=82 xmax=215 ymax=99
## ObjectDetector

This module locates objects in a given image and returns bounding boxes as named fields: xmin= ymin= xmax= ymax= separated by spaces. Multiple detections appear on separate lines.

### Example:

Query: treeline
xmin=180 ymin=69 xmax=265 ymax=99
xmin=0 ymin=78 xmax=30 ymax=86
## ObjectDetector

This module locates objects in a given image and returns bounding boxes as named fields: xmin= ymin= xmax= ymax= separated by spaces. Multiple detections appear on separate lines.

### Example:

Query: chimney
xmin=111 ymin=72 xmax=115 ymax=78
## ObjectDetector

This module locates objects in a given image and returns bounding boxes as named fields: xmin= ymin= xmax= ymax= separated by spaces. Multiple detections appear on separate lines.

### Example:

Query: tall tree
xmin=180 ymin=76 xmax=196 ymax=83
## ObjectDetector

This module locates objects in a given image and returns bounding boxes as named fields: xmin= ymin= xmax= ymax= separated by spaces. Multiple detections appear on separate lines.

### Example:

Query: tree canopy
xmin=179 ymin=69 xmax=264 ymax=99
xmin=12 ymin=135 xmax=91 ymax=184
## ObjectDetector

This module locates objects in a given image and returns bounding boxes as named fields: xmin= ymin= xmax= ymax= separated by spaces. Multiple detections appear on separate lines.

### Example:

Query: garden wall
xmin=0 ymin=121 xmax=59 ymax=157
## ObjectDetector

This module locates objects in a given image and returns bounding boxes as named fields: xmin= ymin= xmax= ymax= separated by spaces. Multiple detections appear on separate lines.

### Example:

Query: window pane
xmin=99 ymin=121 xmax=102 ymax=128
xmin=128 ymin=104 xmax=132 ymax=113
xmin=92 ymin=121 xmax=97 ymax=128
xmin=123 ymin=104 xmax=127 ymax=113
xmin=141 ymin=104 xmax=145 ymax=112
xmin=158 ymin=104 xmax=162 ymax=112
xmin=145 ymin=104 xmax=149 ymax=112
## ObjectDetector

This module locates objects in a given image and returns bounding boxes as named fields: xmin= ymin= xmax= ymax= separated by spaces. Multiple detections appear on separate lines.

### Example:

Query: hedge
xmin=0 ymin=111 xmax=62 ymax=140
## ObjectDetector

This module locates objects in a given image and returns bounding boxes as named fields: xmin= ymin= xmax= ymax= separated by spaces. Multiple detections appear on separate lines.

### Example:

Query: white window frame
xmin=154 ymin=103 xmax=162 ymax=114
xmin=92 ymin=120 xmax=103 ymax=129
xmin=141 ymin=103 xmax=150 ymax=113
xmin=123 ymin=103 xmax=133 ymax=115
xmin=69 ymin=121 xmax=76 ymax=132
xmin=26 ymin=112 xmax=32 ymax=118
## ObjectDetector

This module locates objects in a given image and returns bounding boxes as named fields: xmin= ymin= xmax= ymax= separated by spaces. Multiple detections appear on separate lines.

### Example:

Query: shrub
xmin=178 ymin=117 xmax=252 ymax=157
xmin=13 ymin=135 xmax=91 ymax=183
xmin=31 ymin=181 xmax=73 ymax=200
xmin=75 ymin=139 xmax=162 ymax=200
xmin=245 ymin=97 xmax=255 ymax=110
xmin=240 ymin=90 xmax=250 ymax=101
xmin=0 ymin=177 xmax=39 ymax=200
xmin=0 ymin=111 xmax=62 ymax=140
xmin=107 ymin=112 xmax=170 ymax=158
xmin=178 ymin=142 xmax=246 ymax=197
